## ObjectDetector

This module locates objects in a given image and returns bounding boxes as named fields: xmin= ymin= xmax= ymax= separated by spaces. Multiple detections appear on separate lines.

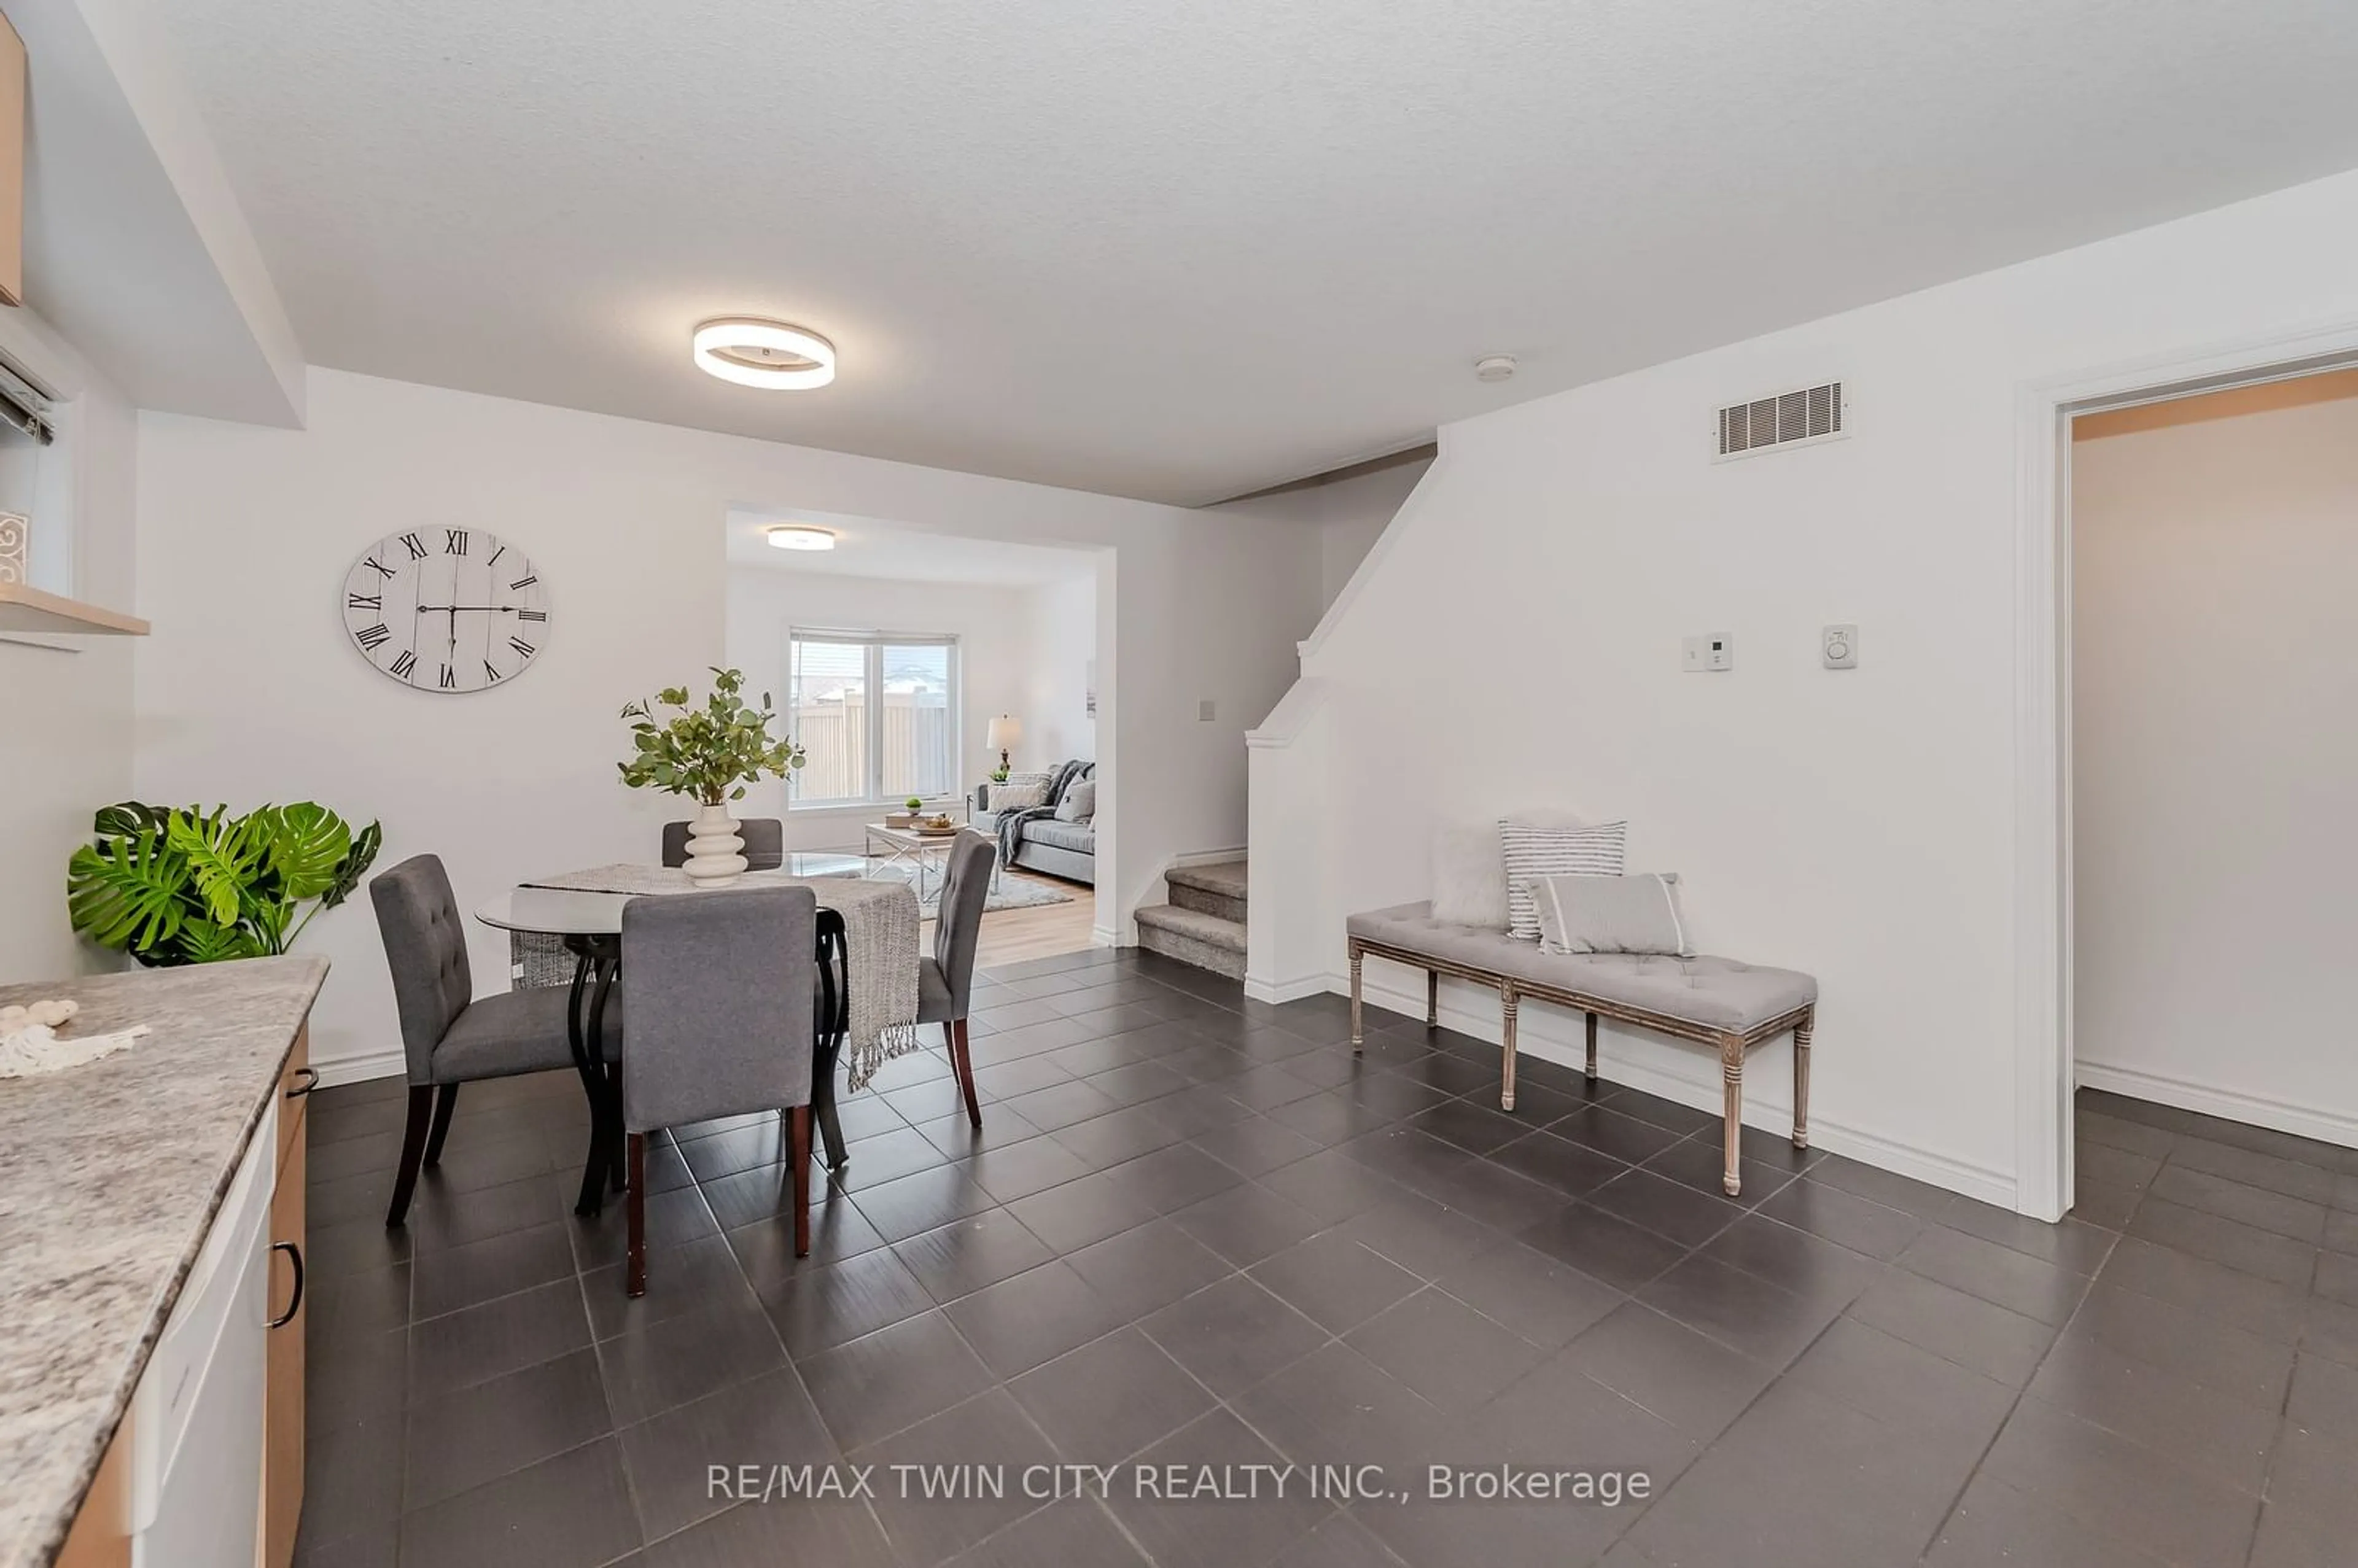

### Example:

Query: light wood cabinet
xmin=55 ymin=1020 xmax=312 ymax=1568
xmin=260 ymin=1027 xmax=309 ymax=1568
xmin=53 ymin=1417 xmax=131 ymax=1568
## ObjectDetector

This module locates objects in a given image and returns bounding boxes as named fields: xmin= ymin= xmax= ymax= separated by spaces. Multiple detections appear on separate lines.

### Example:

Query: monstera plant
xmin=66 ymin=801 xmax=383 ymax=966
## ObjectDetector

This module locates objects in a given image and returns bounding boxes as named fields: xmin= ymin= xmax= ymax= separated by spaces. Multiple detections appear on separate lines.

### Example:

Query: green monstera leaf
xmin=66 ymin=832 xmax=187 ymax=957
xmin=321 ymin=820 xmax=383 ymax=910
xmin=66 ymin=798 xmax=382 ymax=965
xmin=177 ymin=917 xmax=263 ymax=964
xmin=265 ymin=802 xmax=355 ymax=901
xmin=166 ymin=807 xmax=262 ymax=927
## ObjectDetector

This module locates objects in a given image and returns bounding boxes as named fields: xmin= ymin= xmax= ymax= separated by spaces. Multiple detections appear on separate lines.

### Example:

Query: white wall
xmin=1207 ymin=457 xmax=1432 ymax=613
xmin=136 ymin=369 xmax=1319 ymax=1072
xmin=2073 ymin=393 xmax=2358 ymax=1146
xmin=1022 ymin=575 xmax=1098 ymax=766
xmin=0 ymin=306 xmax=138 ymax=982
xmin=1265 ymin=166 xmax=2358 ymax=1208
xmin=723 ymin=565 xmax=1035 ymax=844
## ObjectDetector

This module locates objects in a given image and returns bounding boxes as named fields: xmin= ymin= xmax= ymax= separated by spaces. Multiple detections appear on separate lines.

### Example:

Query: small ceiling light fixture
xmin=765 ymin=524 xmax=838 ymax=551
xmin=693 ymin=318 xmax=838 ymax=390
xmin=1474 ymin=354 xmax=1517 ymax=383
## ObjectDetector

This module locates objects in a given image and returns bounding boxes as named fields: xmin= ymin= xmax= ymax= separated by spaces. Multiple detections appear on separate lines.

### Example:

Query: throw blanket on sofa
xmin=997 ymin=759 xmax=1090 ymax=865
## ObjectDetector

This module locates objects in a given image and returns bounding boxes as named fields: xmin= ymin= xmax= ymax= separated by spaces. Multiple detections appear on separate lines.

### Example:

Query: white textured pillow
xmin=992 ymin=780 xmax=1049 ymax=812
xmin=1499 ymin=819 xmax=1628 ymax=941
xmin=1430 ymin=809 xmax=1587 ymax=930
xmin=1534 ymin=872 xmax=1694 ymax=956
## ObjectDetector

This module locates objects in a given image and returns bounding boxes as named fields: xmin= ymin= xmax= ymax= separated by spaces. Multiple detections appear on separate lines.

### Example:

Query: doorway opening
xmin=722 ymin=506 xmax=1110 ymax=968
xmin=2038 ymin=354 xmax=2358 ymax=1233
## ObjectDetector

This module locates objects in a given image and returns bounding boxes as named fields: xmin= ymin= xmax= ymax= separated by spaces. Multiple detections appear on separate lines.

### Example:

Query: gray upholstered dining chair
xmin=918 ymin=830 xmax=997 ymax=1129
xmin=618 ymin=885 xmax=819 ymax=1295
xmin=371 ymin=853 xmax=611 ymax=1227
xmin=660 ymin=817 xmax=785 ymax=871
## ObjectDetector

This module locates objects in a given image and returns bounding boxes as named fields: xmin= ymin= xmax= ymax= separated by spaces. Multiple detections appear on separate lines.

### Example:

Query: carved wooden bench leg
xmin=1721 ymin=1038 xmax=1744 ymax=1196
xmin=1426 ymin=969 xmax=1439 ymax=1029
xmin=1500 ymin=982 xmax=1519 ymax=1112
xmin=1349 ymin=946 xmax=1364 ymax=1053
xmin=1792 ymin=1014 xmax=1813 ymax=1150
xmin=1584 ymin=1011 xmax=1598 ymax=1084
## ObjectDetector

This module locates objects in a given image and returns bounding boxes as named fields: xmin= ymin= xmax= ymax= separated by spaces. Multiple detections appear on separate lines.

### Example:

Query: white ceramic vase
xmin=682 ymin=802 xmax=747 ymax=887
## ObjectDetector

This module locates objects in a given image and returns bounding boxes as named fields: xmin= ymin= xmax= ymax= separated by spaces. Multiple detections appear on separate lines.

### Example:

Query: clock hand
xmin=414 ymin=605 xmax=519 ymax=612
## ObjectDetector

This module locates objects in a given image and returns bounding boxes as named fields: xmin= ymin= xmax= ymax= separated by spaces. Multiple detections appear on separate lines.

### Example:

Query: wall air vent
xmin=1714 ymin=381 xmax=1845 ymax=460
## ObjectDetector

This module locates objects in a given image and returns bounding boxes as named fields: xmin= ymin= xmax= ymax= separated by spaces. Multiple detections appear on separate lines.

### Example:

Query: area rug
xmin=858 ymin=859 xmax=1076 ymax=917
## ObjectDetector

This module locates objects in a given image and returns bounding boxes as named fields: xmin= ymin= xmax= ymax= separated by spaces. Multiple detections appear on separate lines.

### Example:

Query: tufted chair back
xmin=620 ymin=886 xmax=817 ymax=1135
xmin=931 ymin=831 xmax=997 ymax=1019
xmin=370 ymin=854 xmax=475 ymax=1085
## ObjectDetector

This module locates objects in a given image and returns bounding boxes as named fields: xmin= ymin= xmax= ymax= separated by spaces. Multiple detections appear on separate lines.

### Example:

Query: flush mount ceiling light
xmin=765 ymin=524 xmax=838 ymax=551
xmin=693 ymin=318 xmax=837 ymax=390
xmin=1474 ymin=354 xmax=1517 ymax=383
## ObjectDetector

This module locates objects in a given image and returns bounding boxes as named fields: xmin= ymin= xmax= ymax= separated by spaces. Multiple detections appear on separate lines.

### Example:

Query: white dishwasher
xmin=129 ymin=1097 xmax=277 ymax=1568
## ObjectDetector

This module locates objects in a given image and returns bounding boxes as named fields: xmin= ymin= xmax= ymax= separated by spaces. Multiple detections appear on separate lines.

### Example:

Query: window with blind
xmin=786 ymin=631 xmax=960 ymax=807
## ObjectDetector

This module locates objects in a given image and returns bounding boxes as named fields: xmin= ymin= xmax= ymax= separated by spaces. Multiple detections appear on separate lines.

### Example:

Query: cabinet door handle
xmin=268 ymin=1241 xmax=305 ymax=1329
xmin=285 ymin=1066 xmax=319 ymax=1099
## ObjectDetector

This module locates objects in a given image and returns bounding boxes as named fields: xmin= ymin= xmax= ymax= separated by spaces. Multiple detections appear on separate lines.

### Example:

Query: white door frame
xmin=2010 ymin=315 xmax=2358 ymax=1221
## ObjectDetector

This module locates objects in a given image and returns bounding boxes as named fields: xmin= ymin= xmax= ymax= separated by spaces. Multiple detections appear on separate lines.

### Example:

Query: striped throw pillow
xmin=1498 ymin=819 xmax=1628 ymax=941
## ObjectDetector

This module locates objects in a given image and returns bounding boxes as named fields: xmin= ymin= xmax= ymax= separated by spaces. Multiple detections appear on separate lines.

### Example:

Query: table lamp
xmin=987 ymin=714 xmax=1022 ymax=779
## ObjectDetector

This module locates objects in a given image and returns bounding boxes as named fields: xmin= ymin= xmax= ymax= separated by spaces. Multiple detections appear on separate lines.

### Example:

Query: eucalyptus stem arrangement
xmin=617 ymin=667 xmax=806 ymax=806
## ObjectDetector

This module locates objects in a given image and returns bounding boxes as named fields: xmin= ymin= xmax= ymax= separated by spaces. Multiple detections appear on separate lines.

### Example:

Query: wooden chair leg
xmin=1349 ymin=949 xmax=1364 ymax=1052
xmin=424 ymin=1082 xmax=461 ymax=1165
xmin=1721 ymin=1044 xmax=1744 ymax=1197
xmin=789 ymin=1106 xmax=812 ymax=1258
xmin=384 ymin=1085 xmax=434 ymax=1227
xmin=625 ymin=1133 xmax=648 ymax=1297
xmin=1500 ymin=984 xmax=1519 ymax=1112
xmin=1584 ymin=1012 xmax=1599 ymax=1083
xmin=950 ymin=1018 xmax=982 ymax=1129
xmin=1792 ymin=1016 xmax=1813 ymax=1150
xmin=1426 ymin=969 xmax=1439 ymax=1029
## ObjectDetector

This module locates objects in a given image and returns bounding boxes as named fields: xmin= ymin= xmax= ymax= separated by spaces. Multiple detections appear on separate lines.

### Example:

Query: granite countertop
xmin=0 ymin=956 xmax=329 ymax=1568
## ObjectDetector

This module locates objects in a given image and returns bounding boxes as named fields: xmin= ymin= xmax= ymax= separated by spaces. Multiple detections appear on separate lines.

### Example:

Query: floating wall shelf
xmin=0 ymin=581 xmax=149 ymax=635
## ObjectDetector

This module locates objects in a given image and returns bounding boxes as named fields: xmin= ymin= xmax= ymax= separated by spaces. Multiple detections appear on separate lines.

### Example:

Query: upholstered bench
xmin=1345 ymin=902 xmax=1817 ymax=1196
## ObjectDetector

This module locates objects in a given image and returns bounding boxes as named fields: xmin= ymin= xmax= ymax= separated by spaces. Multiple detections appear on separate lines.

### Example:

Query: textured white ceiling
xmin=139 ymin=0 xmax=2358 ymax=502
xmin=725 ymin=508 xmax=1099 ymax=586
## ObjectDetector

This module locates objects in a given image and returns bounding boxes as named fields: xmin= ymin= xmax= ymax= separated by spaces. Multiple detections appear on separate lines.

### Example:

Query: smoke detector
xmin=1474 ymin=354 xmax=1517 ymax=384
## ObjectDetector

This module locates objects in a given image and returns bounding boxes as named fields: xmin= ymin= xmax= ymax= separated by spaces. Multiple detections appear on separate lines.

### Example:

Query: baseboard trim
xmin=313 ymin=1046 xmax=406 ymax=1087
xmin=1244 ymin=972 xmax=1331 ymax=1005
xmin=1165 ymin=845 xmax=1247 ymax=871
xmin=1344 ymin=966 xmax=2017 ymax=1211
xmin=2076 ymin=1060 xmax=2358 ymax=1152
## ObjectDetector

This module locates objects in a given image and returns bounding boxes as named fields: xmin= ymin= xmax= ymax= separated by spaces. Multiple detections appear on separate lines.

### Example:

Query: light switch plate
xmin=1822 ymin=624 xmax=1858 ymax=669
xmin=1197 ymin=699 xmax=1216 ymax=721
xmin=1682 ymin=635 xmax=1733 ymax=672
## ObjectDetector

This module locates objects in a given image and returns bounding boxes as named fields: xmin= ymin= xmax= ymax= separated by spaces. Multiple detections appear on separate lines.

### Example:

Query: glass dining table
xmin=475 ymin=861 xmax=870 ymax=1217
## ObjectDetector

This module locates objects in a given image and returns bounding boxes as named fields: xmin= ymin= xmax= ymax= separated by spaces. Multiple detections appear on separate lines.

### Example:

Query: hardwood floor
xmin=922 ymin=866 xmax=1099 ymax=966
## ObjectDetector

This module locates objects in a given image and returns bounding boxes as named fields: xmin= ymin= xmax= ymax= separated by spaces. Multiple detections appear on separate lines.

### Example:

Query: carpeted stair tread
xmin=1134 ymin=902 xmax=1247 ymax=951
xmin=1165 ymin=860 xmax=1248 ymax=899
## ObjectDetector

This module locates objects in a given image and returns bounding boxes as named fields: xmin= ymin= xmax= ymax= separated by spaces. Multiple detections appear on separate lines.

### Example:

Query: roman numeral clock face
xmin=341 ymin=528 xmax=550 ymax=693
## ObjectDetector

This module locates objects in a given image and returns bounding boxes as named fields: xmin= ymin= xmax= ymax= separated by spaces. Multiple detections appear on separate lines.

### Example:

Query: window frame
xmin=784 ymin=626 xmax=963 ymax=810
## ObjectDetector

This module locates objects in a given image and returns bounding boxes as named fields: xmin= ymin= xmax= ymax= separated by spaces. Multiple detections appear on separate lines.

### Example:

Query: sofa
xmin=972 ymin=762 xmax=1096 ymax=885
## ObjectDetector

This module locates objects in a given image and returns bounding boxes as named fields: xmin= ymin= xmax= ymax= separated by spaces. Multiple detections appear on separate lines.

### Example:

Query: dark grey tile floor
xmin=291 ymin=949 xmax=2358 ymax=1567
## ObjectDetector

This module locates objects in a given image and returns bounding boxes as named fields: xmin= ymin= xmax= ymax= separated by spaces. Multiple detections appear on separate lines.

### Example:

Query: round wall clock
xmin=341 ymin=527 xmax=549 ymax=693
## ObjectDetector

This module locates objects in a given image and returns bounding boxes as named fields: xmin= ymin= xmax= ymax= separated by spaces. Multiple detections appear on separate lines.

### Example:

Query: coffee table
xmin=864 ymin=822 xmax=994 ymax=902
